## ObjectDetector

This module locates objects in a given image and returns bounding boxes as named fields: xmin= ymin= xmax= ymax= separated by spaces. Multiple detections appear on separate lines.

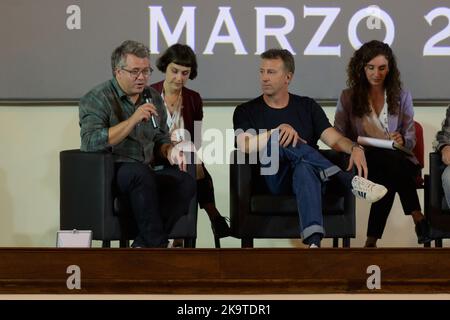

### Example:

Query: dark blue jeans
xmin=262 ymin=142 xmax=352 ymax=242
xmin=115 ymin=162 xmax=196 ymax=247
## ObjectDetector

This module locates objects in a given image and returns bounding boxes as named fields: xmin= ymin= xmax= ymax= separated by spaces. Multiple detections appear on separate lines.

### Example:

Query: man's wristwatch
xmin=351 ymin=142 xmax=364 ymax=153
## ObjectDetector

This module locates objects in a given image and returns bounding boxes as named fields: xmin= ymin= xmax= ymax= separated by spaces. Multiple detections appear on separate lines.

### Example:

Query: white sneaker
xmin=351 ymin=176 xmax=387 ymax=203
xmin=166 ymin=239 xmax=184 ymax=248
xmin=309 ymin=243 xmax=319 ymax=248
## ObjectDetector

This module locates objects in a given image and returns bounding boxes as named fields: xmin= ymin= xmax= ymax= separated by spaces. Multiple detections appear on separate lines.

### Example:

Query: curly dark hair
xmin=156 ymin=43 xmax=198 ymax=80
xmin=346 ymin=40 xmax=402 ymax=117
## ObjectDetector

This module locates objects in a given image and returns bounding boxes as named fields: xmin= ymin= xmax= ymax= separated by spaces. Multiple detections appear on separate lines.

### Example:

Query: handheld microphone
xmin=142 ymin=88 xmax=158 ymax=129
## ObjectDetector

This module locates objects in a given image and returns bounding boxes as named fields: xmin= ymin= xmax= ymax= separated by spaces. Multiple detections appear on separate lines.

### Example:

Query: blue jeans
xmin=262 ymin=142 xmax=348 ymax=242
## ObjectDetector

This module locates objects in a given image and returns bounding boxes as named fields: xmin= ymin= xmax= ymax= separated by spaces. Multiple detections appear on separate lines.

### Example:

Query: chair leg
xmin=214 ymin=236 xmax=221 ymax=248
xmin=242 ymin=238 xmax=254 ymax=248
xmin=120 ymin=240 xmax=129 ymax=248
xmin=184 ymin=238 xmax=196 ymax=248
xmin=102 ymin=240 xmax=111 ymax=248
xmin=342 ymin=238 xmax=351 ymax=248
xmin=424 ymin=241 xmax=431 ymax=248
xmin=333 ymin=238 xmax=339 ymax=248
xmin=435 ymin=239 xmax=443 ymax=248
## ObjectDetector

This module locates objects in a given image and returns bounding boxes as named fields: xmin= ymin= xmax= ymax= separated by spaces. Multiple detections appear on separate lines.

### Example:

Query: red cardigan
xmin=151 ymin=81 xmax=203 ymax=147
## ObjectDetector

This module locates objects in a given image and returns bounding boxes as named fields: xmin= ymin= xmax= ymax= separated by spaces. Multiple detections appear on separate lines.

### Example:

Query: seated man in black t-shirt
xmin=233 ymin=48 xmax=387 ymax=248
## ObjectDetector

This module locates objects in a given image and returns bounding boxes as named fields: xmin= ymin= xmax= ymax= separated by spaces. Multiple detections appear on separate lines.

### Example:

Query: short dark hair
xmin=156 ymin=44 xmax=198 ymax=80
xmin=111 ymin=40 xmax=150 ymax=76
xmin=260 ymin=48 xmax=295 ymax=74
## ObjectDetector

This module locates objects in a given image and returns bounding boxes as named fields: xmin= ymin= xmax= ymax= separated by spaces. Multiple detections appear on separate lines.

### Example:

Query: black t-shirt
xmin=233 ymin=94 xmax=331 ymax=148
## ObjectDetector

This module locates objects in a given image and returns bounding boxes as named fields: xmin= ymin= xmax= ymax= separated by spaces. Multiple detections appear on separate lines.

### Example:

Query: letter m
xmin=149 ymin=6 xmax=195 ymax=54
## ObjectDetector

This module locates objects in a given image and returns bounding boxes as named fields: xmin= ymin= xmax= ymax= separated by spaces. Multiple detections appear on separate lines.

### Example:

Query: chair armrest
xmin=59 ymin=149 xmax=115 ymax=233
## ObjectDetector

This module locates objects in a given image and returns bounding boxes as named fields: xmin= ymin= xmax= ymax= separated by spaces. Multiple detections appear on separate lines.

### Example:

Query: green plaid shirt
xmin=79 ymin=78 xmax=170 ymax=164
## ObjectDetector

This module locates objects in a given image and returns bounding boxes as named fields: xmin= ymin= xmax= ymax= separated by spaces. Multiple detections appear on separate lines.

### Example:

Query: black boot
xmin=415 ymin=219 xmax=431 ymax=244
xmin=197 ymin=176 xmax=230 ymax=238
xmin=211 ymin=215 xmax=231 ymax=238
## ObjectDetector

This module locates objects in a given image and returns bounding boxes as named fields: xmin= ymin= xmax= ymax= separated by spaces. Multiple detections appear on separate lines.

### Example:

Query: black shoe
xmin=171 ymin=239 xmax=184 ymax=248
xmin=131 ymin=241 xmax=144 ymax=248
xmin=415 ymin=219 xmax=431 ymax=244
xmin=211 ymin=215 xmax=231 ymax=238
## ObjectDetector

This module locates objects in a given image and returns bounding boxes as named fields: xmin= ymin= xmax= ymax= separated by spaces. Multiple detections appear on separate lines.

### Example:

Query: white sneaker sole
xmin=352 ymin=187 xmax=388 ymax=203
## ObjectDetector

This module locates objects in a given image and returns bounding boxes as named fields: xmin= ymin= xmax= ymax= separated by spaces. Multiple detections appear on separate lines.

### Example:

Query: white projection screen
xmin=1 ymin=0 xmax=450 ymax=101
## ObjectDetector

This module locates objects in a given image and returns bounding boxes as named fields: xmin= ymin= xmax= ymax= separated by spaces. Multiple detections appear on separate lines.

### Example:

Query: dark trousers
xmin=197 ymin=165 xmax=216 ymax=208
xmin=115 ymin=162 xmax=196 ymax=247
xmin=365 ymin=148 xmax=421 ymax=239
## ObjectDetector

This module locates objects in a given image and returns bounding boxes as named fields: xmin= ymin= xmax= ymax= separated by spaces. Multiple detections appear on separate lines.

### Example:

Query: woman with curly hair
xmin=151 ymin=44 xmax=230 ymax=246
xmin=334 ymin=40 xmax=430 ymax=247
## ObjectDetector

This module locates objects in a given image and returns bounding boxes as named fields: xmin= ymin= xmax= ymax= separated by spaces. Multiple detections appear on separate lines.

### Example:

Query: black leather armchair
xmin=230 ymin=149 xmax=356 ymax=248
xmin=425 ymin=152 xmax=450 ymax=247
xmin=59 ymin=149 xmax=198 ymax=248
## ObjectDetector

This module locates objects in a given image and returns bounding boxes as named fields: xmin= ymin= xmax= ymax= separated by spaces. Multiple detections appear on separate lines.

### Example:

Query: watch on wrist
xmin=351 ymin=142 xmax=364 ymax=153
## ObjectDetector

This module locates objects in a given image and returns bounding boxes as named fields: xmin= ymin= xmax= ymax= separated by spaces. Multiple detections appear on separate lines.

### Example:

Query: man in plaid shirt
xmin=79 ymin=40 xmax=195 ymax=248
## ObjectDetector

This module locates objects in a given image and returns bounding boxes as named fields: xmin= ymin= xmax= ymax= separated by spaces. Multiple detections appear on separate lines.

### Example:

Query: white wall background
xmin=0 ymin=104 xmax=447 ymax=248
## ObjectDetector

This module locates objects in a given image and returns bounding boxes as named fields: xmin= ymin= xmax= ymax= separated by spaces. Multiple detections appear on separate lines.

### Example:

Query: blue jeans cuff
xmin=301 ymin=224 xmax=325 ymax=242
xmin=320 ymin=165 xmax=341 ymax=182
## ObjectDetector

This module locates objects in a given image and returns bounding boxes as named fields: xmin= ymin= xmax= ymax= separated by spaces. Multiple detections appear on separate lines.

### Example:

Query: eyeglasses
xmin=121 ymin=67 xmax=153 ymax=79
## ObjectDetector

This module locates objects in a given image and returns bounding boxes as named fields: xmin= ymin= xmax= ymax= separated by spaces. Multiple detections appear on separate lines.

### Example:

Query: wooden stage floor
xmin=0 ymin=248 xmax=450 ymax=294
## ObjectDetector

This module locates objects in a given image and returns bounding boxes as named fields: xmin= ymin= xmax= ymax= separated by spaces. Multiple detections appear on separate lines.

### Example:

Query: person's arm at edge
xmin=436 ymin=105 xmax=450 ymax=165
xmin=435 ymin=105 xmax=450 ymax=152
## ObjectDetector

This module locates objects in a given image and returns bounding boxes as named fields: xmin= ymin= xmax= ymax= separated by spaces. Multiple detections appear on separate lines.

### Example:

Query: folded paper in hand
xmin=357 ymin=136 xmax=414 ymax=156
